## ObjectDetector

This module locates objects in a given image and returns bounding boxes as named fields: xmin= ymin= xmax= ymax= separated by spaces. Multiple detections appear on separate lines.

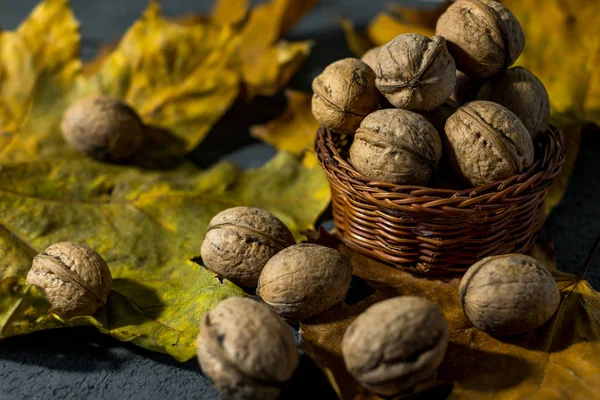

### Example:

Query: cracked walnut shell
xmin=443 ymin=100 xmax=534 ymax=187
xmin=459 ymin=254 xmax=560 ymax=336
xmin=375 ymin=33 xmax=456 ymax=112
xmin=26 ymin=241 xmax=112 ymax=319
xmin=196 ymin=297 xmax=298 ymax=400
xmin=201 ymin=207 xmax=295 ymax=288
xmin=342 ymin=296 xmax=449 ymax=396
xmin=61 ymin=96 xmax=144 ymax=161
xmin=436 ymin=0 xmax=525 ymax=78
xmin=256 ymin=244 xmax=352 ymax=322
xmin=349 ymin=109 xmax=442 ymax=185
xmin=311 ymin=58 xmax=380 ymax=135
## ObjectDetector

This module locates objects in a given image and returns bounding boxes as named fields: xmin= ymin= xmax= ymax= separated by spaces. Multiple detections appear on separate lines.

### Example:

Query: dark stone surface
xmin=1 ymin=1 xmax=599 ymax=400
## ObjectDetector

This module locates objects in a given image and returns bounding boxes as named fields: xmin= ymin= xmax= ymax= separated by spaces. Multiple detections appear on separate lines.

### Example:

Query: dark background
xmin=1 ymin=1 xmax=599 ymax=399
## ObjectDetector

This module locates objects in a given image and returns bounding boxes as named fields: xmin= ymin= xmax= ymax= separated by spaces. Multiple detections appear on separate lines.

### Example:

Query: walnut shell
xmin=420 ymin=100 xmax=457 ymax=134
xmin=444 ymin=100 xmax=534 ymax=187
xmin=360 ymin=45 xmax=383 ymax=72
xmin=375 ymin=34 xmax=456 ymax=112
xmin=311 ymin=58 xmax=380 ymax=135
xmin=477 ymin=67 xmax=550 ymax=140
xmin=61 ymin=96 xmax=144 ymax=161
xmin=256 ymin=244 xmax=352 ymax=322
xmin=459 ymin=254 xmax=560 ymax=336
xmin=201 ymin=207 xmax=295 ymax=288
xmin=342 ymin=297 xmax=448 ymax=396
xmin=196 ymin=297 xmax=298 ymax=400
xmin=26 ymin=242 xmax=112 ymax=319
xmin=436 ymin=0 xmax=525 ymax=78
xmin=349 ymin=109 xmax=442 ymax=185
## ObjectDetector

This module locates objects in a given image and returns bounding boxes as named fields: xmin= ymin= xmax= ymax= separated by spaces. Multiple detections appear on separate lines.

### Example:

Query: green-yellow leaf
xmin=0 ymin=152 xmax=330 ymax=360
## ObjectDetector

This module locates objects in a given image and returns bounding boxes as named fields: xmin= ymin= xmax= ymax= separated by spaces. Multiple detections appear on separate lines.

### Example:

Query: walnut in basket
xmin=444 ymin=100 xmax=534 ymax=187
xmin=311 ymin=58 xmax=380 ymax=135
xmin=349 ymin=109 xmax=442 ymax=185
xmin=436 ymin=0 xmax=525 ymax=78
xmin=459 ymin=254 xmax=560 ymax=336
xmin=477 ymin=67 xmax=550 ymax=140
xmin=375 ymin=34 xmax=456 ymax=112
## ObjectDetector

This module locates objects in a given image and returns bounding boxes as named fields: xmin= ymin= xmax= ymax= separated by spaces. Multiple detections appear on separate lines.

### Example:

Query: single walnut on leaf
xmin=460 ymin=254 xmax=560 ymax=336
xmin=444 ymin=100 xmax=534 ymax=187
xmin=201 ymin=207 xmax=295 ymax=288
xmin=61 ymin=96 xmax=144 ymax=161
xmin=257 ymin=243 xmax=352 ymax=322
xmin=196 ymin=297 xmax=298 ymax=400
xmin=349 ymin=108 xmax=442 ymax=185
xmin=311 ymin=58 xmax=380 ymax=135
xmin=375 ymin=33 xmax=456 ymax=112
xmin=436 ymin=0 xmax=524 ymax=78
xmin=342 ymin=296 xmax=449 ymax=396
xmin=26 ymin=241 xmax=112 ymax=320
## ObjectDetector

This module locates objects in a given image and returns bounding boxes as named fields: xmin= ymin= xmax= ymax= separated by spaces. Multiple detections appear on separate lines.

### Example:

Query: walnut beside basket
xmin=315 ymin=125 xmax=564 ymax=274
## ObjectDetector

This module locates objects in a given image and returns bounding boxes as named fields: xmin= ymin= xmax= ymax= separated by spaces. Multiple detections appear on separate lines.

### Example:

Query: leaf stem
xmin=579 ymin=232 xmax=600 ymax=281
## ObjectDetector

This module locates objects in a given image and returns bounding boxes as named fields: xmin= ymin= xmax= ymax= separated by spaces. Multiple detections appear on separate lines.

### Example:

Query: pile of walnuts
xmin=24 ymin=1 xmax=562 ymax=399
xmin=312 ymin=0 xmax=550 ymax=189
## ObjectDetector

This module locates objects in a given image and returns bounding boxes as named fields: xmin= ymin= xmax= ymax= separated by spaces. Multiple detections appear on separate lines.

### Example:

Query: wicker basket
xmin=315 ymin=125 xmax=564 ymax=274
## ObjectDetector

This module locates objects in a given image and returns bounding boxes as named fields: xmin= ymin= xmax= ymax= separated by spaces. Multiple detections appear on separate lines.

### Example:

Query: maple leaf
xmin=339 ymin=0 xmax=599 ymax=214
xmin=300 ymin=238 xmax=600 ymax=400
xmin=0 ymin=0 xmax=315 ymax=163
xmin=0 ymin=152 xmax=330 ymax=361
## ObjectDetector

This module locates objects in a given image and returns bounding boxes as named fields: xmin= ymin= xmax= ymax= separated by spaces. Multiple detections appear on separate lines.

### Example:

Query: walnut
xmin=201 ymin=207 xmax=295 ymax=288
xmin=196 ymin=297 xmax=298 ymax=400
xmin=342 ymin=296 xmax=448 ymax=396
xmin=443 ymin=100 xmax=534 ymax=187
xmin=61 ymin=96 xmax=144 ymax=161
xmin=256 ymin=244 xmax=352 ymax=322
xmin=436 ymin=0 xmax=525 ymax=78
xmin=349 ymin=109 xmax=442 ymax=185
xmin=311 ymin=58 xmax=380 ymax=135
xmin=26 ymin=242 xmax=112 ymax=320
xmin=360 ymin=45 xmax=383 ymax=72
xmin=375 ymin=34 xmax=456 ymax=112
xmin=459 ymin=254 xmax=560 ymax=336
xmin=477 ymin=66 xmax=550 ymax=139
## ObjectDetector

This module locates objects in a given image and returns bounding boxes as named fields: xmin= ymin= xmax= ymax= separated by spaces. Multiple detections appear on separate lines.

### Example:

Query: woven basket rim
xmin=315 ymin=124 xmax=564 ymax=208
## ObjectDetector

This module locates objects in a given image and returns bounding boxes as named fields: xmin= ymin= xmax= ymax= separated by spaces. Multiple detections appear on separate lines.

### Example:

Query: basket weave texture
xmin=315 ymin=125 xmax=564 ymax=274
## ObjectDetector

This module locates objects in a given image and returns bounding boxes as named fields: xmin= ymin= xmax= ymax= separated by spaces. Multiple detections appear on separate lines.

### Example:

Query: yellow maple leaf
xmin=0 ymin=0 xmax=315 ymax=163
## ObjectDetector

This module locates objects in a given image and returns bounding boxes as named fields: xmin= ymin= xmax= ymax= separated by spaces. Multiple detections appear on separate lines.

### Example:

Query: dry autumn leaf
xmin=0 ymin=151 xmax=330 ymax=361
xmin=251 ymin=90 xmax=318 ymax=153
xmin=340 ymin=0 xmax=599 ymax=214
xmin=0 ymin=0 xmax=314 ymax=163
xmin=300 ymin=238 xmax=600 ymax=400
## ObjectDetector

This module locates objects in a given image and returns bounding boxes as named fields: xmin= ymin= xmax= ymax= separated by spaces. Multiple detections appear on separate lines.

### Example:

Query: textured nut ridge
xmin=436 ymin=0 xmax=524 ymax=78
xmin=375 ymin=34 xmax=456 ymax=112
xmin=443 ymin=100 xmax=534 ymax=187
xmin=201 ymin=207 xmax=295 ymax=288
xmin=342 ymin=296 xmax=449 ymax=396
xmin=257 ymin=244 xmax=352 ymax=322
xmin=349 ymin=108 xmax=442 ymax=185
xmin=196 ymin=297 xmax=298 ymax=400
xmin=311 ymin=58 xmax=380 ymax=135
xmin=459 ymin=254 xmax=561 ymax=336
xmin=26 ymin=241 xmax=112 ymax=319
